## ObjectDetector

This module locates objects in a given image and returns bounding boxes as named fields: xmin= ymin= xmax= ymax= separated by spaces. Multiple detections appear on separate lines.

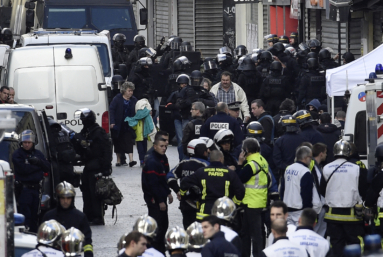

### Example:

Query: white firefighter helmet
xmin=211 ymin=196 xmax=236 ymax=222
xmin=165 ymin=226 xmax=188 ymax=250
xmin=187 ymin=139 xmax=207 ymax=157
xmin=132 ymin=214 xmax=158 ymax=239
xmin=186 ymin=222 xmax=207 ymax=249
xmin=37 ymin=220 xmax=65 ymax=247
xmin=61 ymin=227 xmax=85 ymax=256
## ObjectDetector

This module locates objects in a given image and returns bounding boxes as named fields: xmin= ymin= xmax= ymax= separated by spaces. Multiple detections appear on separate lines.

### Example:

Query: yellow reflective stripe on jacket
xmin=309 ymin=160 xmax=315 ymax=172
xmin=84 ymin=244 xmax=93 ymax=252
xmin=355 ymin=160 xmax=366 ymax=169
xmin=201 ymin=179 xmax=206 ymax=200
xmin=324 ymin=207 xmax=362 ymax=222
xmin=197 ymin=203 xmax=208 ymax=220
xmin=232 ymin=195 xmax=241 ymax=205
xmin=225 ymin=181 xmax=230 ymax=196
xmin=358 ymin=236 xmax=364 ymax=253
xmin=179 ymin=189 xmax=187 ymax=196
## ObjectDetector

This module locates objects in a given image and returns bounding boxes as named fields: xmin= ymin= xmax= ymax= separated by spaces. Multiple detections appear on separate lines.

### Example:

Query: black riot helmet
xmin=297 ymin=50 xmax=308 ymax=66
xmin=307 ymin=58 xmax=319 ymax=70
xmin=342 ymin=52 xmax=355 ymax=64
xmin=290 ymin=32 xmax=298 ymax=39
xmin=170 ymin=37 xmax=183 ymax=50
xmin=273 ymin=42 xmax=285 ymax=54
xmin=133 ymin=35 xmax=146 ymax=48
xmin=318 ymin=49 xmax=331 ymax=62
xmin=1 ymin=28 xmax=12 ymax=41
xmin=246 ymin=121 xmax=264 ymax=140
xmin=74 ymin=108 xmax=96 ymax=127
xmin=267 ymin=47 xmax=278 ymax=57
xmin=173 ymin=56 xmax=191 ymax=72
xmin=279 ymin=35 xmax=289 ymax=44
xmin=259 ymin=51 xmax=273 ymax=62
xmin=176 ymin=74 xmax=191 ymax=85
xmin=219 ymin=46 xmax=233 ymax=57
xmin=293 ymin=110 xmax=313 ymax=126
xmin=234 ymin=45 xmax=248 ymax=58
xmin=180 ymin=41 xmax=193 ymax=52
xmin=270 ymin=61 xmax=282 ymax=72
xmin=190 ymin=70 xmax=203 ymax=88
xmin=203 ymin=57 xmax=218 ymax=71
xmin=279 ymin=115 xmax=298 ymax=132
xmin=307 ymin=52 xmax=318 ymax=60
xmin=375 ymin=144 xmax=383 ymax=164
xmin=138 ymin=47 xmax=156 ymax=59
xmin=308 ymin=39 xmax=321 ymax=53
xmin=239 ymin=56 xmax=256 ymax=71
xmin=265 ymin=34 xmax=278 ymax=44
xmin=111 ymin=75 xmax=124 ymax=90
xmin=113 ymin=33 xmax=126 ymax=47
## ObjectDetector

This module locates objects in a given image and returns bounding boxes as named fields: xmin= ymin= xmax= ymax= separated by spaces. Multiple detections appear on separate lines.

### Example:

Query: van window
xmin=91 ymin=7 xmax=133 ymax=30
xmin=94 ymin=44 xmax=111 ymax=77
xmin=4 ymin=111 xmax=38 ymax=143
xmin=46 ymin=8 xmax=86 ymax=29
xmin=0 ymin=138 xmax=19 ymax=171
xmin=355 ymin=111 xmax=367 ymax=155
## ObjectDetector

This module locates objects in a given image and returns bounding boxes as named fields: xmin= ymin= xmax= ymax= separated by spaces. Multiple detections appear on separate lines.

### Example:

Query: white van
xmin=4 ymin=45 xmax=109 ymax=132
xmin=20 ymin=29 xmax=114 ymax=88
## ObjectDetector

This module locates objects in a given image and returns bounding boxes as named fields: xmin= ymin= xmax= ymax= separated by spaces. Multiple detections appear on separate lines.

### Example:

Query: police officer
xmin=166 ymin=227 xmax=188 ymax=257
xmin=74 ymin=108 xmax=112 ymax=225
xmin=290 ymin=32 xmax=299 ymax=51
xmin=61 ymin=228 xmax=86 ymax=257
xmin=320 ymin=140 xmax=367 ymax=257
xmin=293 ymin=110 xmax=325 ymax=145
xmin=318 ymin=48 xmax=339 ymax=71
xmin=129 ymin=47 xmax=157 ymax=78
xmin=12 ymin=130 xmax=50 ymax=233
xmin=237 ymin=138 xmax=271 ymax=257
xmin=289 ymin=208 xmax=331 ymax=257
xmin=180 ymin=150 xmax=245 ymax=221
xmin=256 ymin=51 xmax=273 ymax=86
xmin=273 ymin=42 xmax=299 ymax=89
xmin=237 ymin=56 xmax=259 ymax=106
xmin=211 ymin=197 xmax=242 ymax=253
xmin=202 ymin=58 xmax=219 ymax=85
xmin=186 ymin=222 xmax=208 ymax=257
xmin=259 ymin=61 xmax=289 ymax=116
xmin=42 ymin=181 xmax=94 ymax=257
xmin=22 ymin=220 xmax=65 ymax=257
xmin=214 ymin=129 xmax=239 ymax=169
xmin=180 ymin=41 xmax=193 ymax=52
xmin=160 ymin=36 xmax=183 ymax=69
xmin=164 ymin=56 xmax=191 ymax=100
xmin=273 ymin=115 xmax=308 ymax=183
xmin=182 ymin=102 xmax=206 ymax=155
xmin=297 ymin=58 xmax=326 ymax=107
xmin=308 ymin=39 xmax=321 ymax=54
xmin=216 ymin=47 xmax=236 ymax=82
xmin=111 ymin=33 xmax=129 ymax=69
xmin=167 ymin=139 xmax=210 ymax=228
xmin=127 ymin=35 xmax=147 ymax=72
xmin=273 ymin=98 xmax=296 ymax=138
xmin=278 ymin=35 xmax=289 ymax=44
xmin=294 ymin=50 xmax=309 ymax=98
xmin=177 ymin=70 xmax=215 ymax=125
xmin=342 ymin=52 xmax=355 ymax=65
xmin=265 ymin=34 xmax=279 ymax=47
xmin=0 ymin=28 xmax=13 ymax=47
xmin=227 ymin=101 xmax=244 ymax=132
xmin=200 ymin=102 xmax=244 ymax=147
xmin=233 ymin=45 xmax=248 ymax=80
xmin=262 ymin=219 xmax=309 ymax=257
xmin=156 ymin=35 xmax=176 ymax=58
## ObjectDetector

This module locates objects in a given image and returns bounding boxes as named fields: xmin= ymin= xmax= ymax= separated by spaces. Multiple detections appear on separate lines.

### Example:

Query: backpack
xmin=95 ymin=177 xmax=123 ymax=224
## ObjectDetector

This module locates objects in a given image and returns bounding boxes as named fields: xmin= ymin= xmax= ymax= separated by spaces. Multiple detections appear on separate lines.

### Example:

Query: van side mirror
xmin=139 ymin=8 xmax=148 ymax=25
xmin=26 ymin=9 xmax=35 ymax=28
xmin=118 ymin=64 xmax=128 ymax=80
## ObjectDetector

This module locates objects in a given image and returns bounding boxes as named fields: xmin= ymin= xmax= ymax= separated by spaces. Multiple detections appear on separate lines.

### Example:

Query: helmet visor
xmin=20 ymin=130 xmax=35 ymax=143
xmin=178 ymin=56 xmax=191 ymax=65
xmin=219 ymin=46 xmax=232 ymax=56
xmin=235 ymin=48 xmax=247 ymax=57
xmin=217 ymin=54 xmax=227 ymax=62
xmin=191 ymin=77 xmax=202 ymax=87
xmin=203 ymin=60 xmax=218 ymax=70
xmin=74 ymin=108 xmax=90 ymax=119
xmin=299 ymin=43 xmax=308 ymax=51
xmin=145 ymin=47 xmax=157 ymax=57
xmin=180 ymin=45 xmax=193 ymax=52
xmin=139 ymin=57 xmax=153 ymax=66
xmin=170 ymin=41 xmax=181 ymax=50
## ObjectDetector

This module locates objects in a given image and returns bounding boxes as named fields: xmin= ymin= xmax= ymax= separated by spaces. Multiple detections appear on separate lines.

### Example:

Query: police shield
xmin=149 ymin=63 xmax=171 ymax=97
xmin=173 ymin=51 xmax=202 ymax=74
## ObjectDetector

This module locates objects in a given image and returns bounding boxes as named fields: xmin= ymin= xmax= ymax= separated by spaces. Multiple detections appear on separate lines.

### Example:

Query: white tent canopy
xmin=326 ymin=43 xmax=383 ymax=97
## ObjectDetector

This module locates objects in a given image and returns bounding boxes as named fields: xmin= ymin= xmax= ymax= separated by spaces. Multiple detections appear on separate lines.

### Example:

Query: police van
xmin=20 ymin=29 xmax=114 ymax=90
xmin=2 ymin=45 xmax=110 ymax=133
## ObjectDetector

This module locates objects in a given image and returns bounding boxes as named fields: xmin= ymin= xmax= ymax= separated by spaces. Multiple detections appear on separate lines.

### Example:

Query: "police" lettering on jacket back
xmin=210 ymin=123 xmax=229 ymax=130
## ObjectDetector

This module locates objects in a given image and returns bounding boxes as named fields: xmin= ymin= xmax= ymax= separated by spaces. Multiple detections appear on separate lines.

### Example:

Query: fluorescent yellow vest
xmin=242 ymin=152 xmax=269 ymax=208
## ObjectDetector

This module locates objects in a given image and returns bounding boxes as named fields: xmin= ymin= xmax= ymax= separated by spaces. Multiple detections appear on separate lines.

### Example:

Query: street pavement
xmin=74 ymin=145 xmax=182 ymax=257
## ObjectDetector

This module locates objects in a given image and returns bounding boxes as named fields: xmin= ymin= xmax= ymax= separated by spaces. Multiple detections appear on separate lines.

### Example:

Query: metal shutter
xmin=374 ymin=11 xmax=383 ymax=49
xmin=349 ymin=19 xmax=362 ymax=59
xmin=263 ymin=3 xmax=269 ymax=49
xmin=155 ymin=0 xmax=170 ymax=43
xmin=178 ymin=0 xmax=194 ymax=46
xmin=321 ymin=10 xmax=346 ymax=54
xmin=250 ymin=3 xmax=259 ymax=50
xmin=305 ymin=9 xmax=316 ymax=42
xmin=195 ymin=0 xmax=223 ymax=58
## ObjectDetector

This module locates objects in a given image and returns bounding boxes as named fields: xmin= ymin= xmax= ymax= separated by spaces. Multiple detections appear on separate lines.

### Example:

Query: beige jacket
xmin=210 ymin=82 xmax=250 ymax=119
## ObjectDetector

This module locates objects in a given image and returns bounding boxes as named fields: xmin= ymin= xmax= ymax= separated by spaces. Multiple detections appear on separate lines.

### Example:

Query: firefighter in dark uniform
xmin=182 ymin=101 xmax=206 ymax=156
xmin=320 ymin=140 xmax=368 ymax=257
xmin=202 ymin=58 xmax=219 ymax=85
xmin=12 ymin=130 xmax=50 ymax=233
xmin=259 ymin=61 xmax=289 ymax=116
xmin=289 ymin=32 xmax=299 ymax=51
xmin=265 ymin=34 xmax=279 ymax=47
xmin=162 ymin=56 xmax=191 ymax=104
xmin=127 ymin=35 xmax=147 ymax=73
xmin=160 ymin=36 xmax=183 ymax=69
xmin=297 ymin=58 xmax=326 ymax=108
xmin=200 ymin=102 xmax=244 ymax=147
xmin=73 ymin=108 xmax=112 ymax=225
xmin=111 ymin=33 xmax=129 ymax=70
xmin=214 ymin=129 xmax=239 ymax=170
xmin=167 ymin=139 xmax=210 ymax=229
xmin=180 ymin=150 xmax=245 ymax=221
xmin=256 ymin=51 xmax=273 ymax=87
xmin=273 ymin=115 xmax=308 ymax=183
xmin=319 ymin=48 xmax=339 ymax=71
xmin=293 ymin=110 xmax=325 ymax=145
xmin=42 ymin=181 xmax=94 ymax=257
xmin=237 ymin=56 xmax=259 ymax=106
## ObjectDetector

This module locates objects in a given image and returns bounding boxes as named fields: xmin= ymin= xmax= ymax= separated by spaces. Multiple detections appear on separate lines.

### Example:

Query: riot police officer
xmin=12 ymin=130 xmax=50 ymax=232
xmin=342 ymin=52 xmax=355 ymax=65
xmin=297 ymin=58 xmax=326 ymax=107
xmin=111 ymin=33 xmax=129 ymax=69
xmin=216 ymin=46 xmax=236 ymax=82
xmin=167 ymin=139 xmax=210 ymax=228
xmin=128 ymin=57 xmax=155 ymax=107
xmin=22 ymin=220 xmax=65 ymax=257
xmin=233 ymin=45 xmax=248 ymax=79
xmin=293 ymin=110 xmax=325 ymax=145
xmin=265 ymin=34 xmax=278 ymax=47
xmin=319 ymin=48 xmax=339 ymax=71
xmin=160 ymin=36 xmax=183 ymax=69
xmin=273 ymin=42 xmax=299 ymax=88
xmin=256 ymin=51 xmax=273 ymax=86
xmin=180 ymin=41 xmax=193 ymax=52
xmin=42 ymin=181 xmax=94 ymax=257
xmin=279 ymin=35 xmax=289 ymax=44
xmin=237 ymin=56 xmax=259 ymax=106
xmin=259 ymin=61 xmax=289 ymax=116
xmin=202 ymin=57 xmax=219 ymax=85
xmin=294 ymin=50 xmax=309 ymax=96
xmin=127 ymin=35 xmax=147 ymax=72
xmin=156 ymin=35 xmax=176 ymax=58
xmin=163 ymin=56 xmax=191 ymax=101
xmin=290 ymin=32 xmax=299 ymax=50
xmin=0 ymin=28 xmax=13 ymax=47
xmin=166 ymin=227 xmax=188 ymax=257
xmin=308 ymin=39 xmax=321 ymax=54
xmin=214 ymin=129 xmax=239 ymax=169
xmin=320 ymin=140 xmax=367 ymax=257
xmin=74 ymin=108 xmax=112 ymax=225
xmin=128 ymin=47 xmax=157 ymax=78
xmin=273 ymin=98 xmax=296 ymax=138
